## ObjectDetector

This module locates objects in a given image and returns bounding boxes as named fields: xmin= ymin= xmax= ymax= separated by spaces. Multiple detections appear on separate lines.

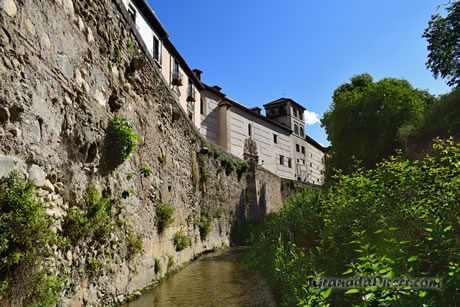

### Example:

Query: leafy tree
xmin=321 ymin=74 xmax=434 ymax=177
xmin=423 ymin=1 xmax=460 ymax=87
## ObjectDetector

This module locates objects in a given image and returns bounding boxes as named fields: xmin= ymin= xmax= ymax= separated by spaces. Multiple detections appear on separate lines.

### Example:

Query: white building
xmin=122 ymin=0 xmax=203 ymax=128
xmin=122 ymin=0 xmax=327 ymax=184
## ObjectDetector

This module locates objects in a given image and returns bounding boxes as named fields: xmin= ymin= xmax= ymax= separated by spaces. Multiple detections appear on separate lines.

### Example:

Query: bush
xmin=244 ymin=138 xmax=459 ymax=306
xmin=102 ymin=117 xmax=142 ymax=171
xmin=155 ymin=201 xmax=174 ymax=233
xmin=127 ymin=230 xmax=143 ymax=259
xmin=0 ymin=171 xmax=66 ymax=305
xmin=197 ymin=217 xmax=212 ymax=240
xmin=173 ymin=230 xmax=192 ymax=251
xmin=63 ymin=184 xmax=116 ymax=245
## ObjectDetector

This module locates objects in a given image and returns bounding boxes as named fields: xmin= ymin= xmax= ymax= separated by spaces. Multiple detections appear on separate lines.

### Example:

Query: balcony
xmin=171 ymin=71 xmax=183 ymax=86
xmin=187 ymin=87 xmax=196 ymax=102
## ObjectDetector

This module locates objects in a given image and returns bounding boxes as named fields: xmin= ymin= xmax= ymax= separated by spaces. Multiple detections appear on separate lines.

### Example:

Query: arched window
xmin=294 ymin=124 xmax=298 ymax=135
xmin=300 ymin=127 xmax=304 ymax=137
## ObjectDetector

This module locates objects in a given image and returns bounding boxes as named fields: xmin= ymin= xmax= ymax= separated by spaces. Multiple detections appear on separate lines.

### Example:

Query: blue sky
xmin=147 ymin=0 xmax=452 ymax=146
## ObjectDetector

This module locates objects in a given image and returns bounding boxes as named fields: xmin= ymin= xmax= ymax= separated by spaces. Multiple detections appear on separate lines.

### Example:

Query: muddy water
xmin=125 ymin=248 xmax=276 ymax=307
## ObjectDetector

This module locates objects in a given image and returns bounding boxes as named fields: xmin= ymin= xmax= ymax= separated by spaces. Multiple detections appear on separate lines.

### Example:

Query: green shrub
xmin=167 ymin=255 xmax=175 ymax=271
xmin=85 ymin=257 xmax=103 ymax=280
xmin=155 ymin=201 xmax=174 ymax=233
xmin=103 ymin=117 xmax=142 ymax=171
xmin=127 ymin=230 xmax=143 ymax=259
xmin=0 ymin=171 xmax=66 ymax=305
xmin=140 ymin=163 xmax=152 ymax=177
xmin=158 ymin=156 xmax=166 ymax=167
xmin=245 ymin=138 xmax=459 ymax=306
xmin=154 ymin=258 xmax=161 ymax=274
xmin=63 ymin=184 xmax=116 ymax=244
xmin=219 ymin=156 xmax=236 ymax=175
xmin=197 ymin=217 xmax=212 ymax=240
xmin=235 ymin=160 xmax=249 ymax=179
xmin=173 ymin=230 xmax=192 ymax=251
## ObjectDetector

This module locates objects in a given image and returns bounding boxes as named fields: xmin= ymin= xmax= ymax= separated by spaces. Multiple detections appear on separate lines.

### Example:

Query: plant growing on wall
xmin=155 ymin=201 xmax=174 ymax=233
xmin=102 ymin=117 xmax=142 ymax=172
xmin=173 ymin=230 xmax=192 ymax=251
xmin=0 ymin=171 xmax=67 ymax=306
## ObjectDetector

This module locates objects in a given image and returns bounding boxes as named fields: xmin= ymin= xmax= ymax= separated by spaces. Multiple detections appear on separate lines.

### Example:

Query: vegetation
xmin=140 ymin=163 xmax=152 ymax=177
xmin=103 ymin=117 xmax=142 ymax=171
xmin=63 ymin=184 xmax=117 ymax=245
xmin=127 ymin=230 xmax=144 ymax=259
xmin=0 ymin=171 xmax=66 ymax=306
xmin=155 ymin=201 xmax=174 ymax=233
xmin=173 ymin=230 xmax=192 ymax=251
xmin=197 ymin=217 xmax=212 ymax=240
xmin=321 ymin=74 xmax=434 ymax=179
xmin=401 ymin=87 xmax=460 ymax=137
xmin=167 ymin=255 xmax=175 ymax=271
xmin=154 ymin=258 xmax=161 ymax=274
xmin=244 ymin=139 xmax=459 ymax=306
xmin=423 ymin=1 xmax=460 ymax=87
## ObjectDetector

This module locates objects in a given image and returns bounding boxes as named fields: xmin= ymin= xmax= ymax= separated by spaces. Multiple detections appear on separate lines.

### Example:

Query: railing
xmin=172 ymin=71 xmax=183 ymax=86
xmin=187 ymin=86 xmax=196 ymax=102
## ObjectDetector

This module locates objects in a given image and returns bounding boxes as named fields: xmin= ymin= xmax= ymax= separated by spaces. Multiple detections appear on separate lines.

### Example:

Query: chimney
xmin=250 ymin=107 xmax=262 ymax=114
xmin=193 ymin=69 xmax=202 ymax=81
xmin=212 ymin=85 xmax=222 ymax=91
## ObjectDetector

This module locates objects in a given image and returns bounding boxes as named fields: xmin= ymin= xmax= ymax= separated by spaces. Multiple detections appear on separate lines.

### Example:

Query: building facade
xmin=122 ymin=0 xmax=327 ymax=184
xmin=122 ymin=0 xmax=203 ymax=128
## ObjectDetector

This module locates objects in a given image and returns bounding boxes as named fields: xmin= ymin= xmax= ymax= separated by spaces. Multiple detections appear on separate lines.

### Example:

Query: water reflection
xmin=126 ymin=248 xmax=276 ymax=307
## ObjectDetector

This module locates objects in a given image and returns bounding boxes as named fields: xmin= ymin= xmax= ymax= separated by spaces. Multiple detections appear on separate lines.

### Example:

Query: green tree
xmin=423 ymin=1 xmax=460 ymax=87
xmin=321 ymin=74 xmax=434 ymax=177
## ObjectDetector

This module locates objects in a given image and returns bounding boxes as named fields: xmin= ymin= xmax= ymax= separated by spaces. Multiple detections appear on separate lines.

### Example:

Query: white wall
xmin=229 ymin=107 xmax=294 ymax=179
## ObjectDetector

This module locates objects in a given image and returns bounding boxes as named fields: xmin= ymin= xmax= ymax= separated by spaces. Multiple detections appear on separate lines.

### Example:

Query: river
xmin=125 ymin=247 xmax=276 ymax=307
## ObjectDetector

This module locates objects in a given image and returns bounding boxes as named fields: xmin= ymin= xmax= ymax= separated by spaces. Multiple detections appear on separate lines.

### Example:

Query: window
xmin=288 ymin=158 xmax=292 ymax=168
xmin=273 ymin=134 xmax=278 ymax=144
xmin=153 ymin=36 xmax=162 ymax=64
xmin=248 ymin=123 xmax=252 ymax=137
xmin=300 ymin=127 xmax=304 ymax=137
xmin=200 ymin=97 xmax=206 ymax=115
xmin=299 ymin=112 xmax=303 ymax=120
xmin=293 ymin=108 xmax=298 ymax=118
xmin=280 ymin=155 xmax=284 ymax=165
xmin=310 ymin=162 xmax=312 ymax=167
xmin=128 ymin=4 xmax=136 ymax=22
xmin=303 ymin=159 xmax=305 ymax=164
xmin=173 ymin=59 xmax=179 ymax=73
xmin=296 ymin=144 xmax=300 ymax=152
xmin=294 ymin=124 xmax=298 ymax=135
xmin=296 ymin=158 xmax=299 ymax=163
xmin=301 ymin=146 xmax=305 ymax=154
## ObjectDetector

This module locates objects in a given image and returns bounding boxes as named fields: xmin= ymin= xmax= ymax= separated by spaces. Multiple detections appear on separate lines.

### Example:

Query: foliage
xmin=244 ymin=139 xmax=459 ymax=306
xmin=103 ymin=117 xmax=142 ymax=171
xmin=423 ymin=1 xmax=460 ymax=87
xmin=154 ymin=258 xmax=161 ymax=274
xmin=140 ymin=163 xmax=152 ymax=177
xmin=85 ymin=257 xmax=103 ymax=280
xmin=127 ymin=38 xmax=135 ymax=53
xmin=167 ymin=255 xmax=175 ymax=271
xmin=155 ymin=201 xmax=174 ymax=234
xmin=173 ymin=230 xmax=192 ymax=251
xmin=63 ymin=184 xmax=117 ymax=244
xmin=400 ymin=87 xmax=460 ymax=137
xmin=127 ymin=230 xmax=143 ymax=259
xmin=321 ymin=74 xmax=434 ymax=179
xmin=197 ymin=217 xmax=212 ymax=240
xmin=158 ymin=156 xmax=166 ymax=167
xmin=0 ymin=171 xmax=66 ymax=306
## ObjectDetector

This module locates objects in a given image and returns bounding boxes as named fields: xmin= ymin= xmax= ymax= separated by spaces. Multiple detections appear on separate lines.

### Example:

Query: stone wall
xmin=0 ymin=0 xmax=295 ymax=305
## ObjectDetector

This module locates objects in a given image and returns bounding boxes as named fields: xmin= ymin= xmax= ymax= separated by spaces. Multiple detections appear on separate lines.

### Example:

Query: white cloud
xmin=304 ymin=110 xmax=320 ymax=125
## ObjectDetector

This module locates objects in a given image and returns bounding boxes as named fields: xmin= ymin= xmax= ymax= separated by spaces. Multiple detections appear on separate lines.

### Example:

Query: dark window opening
xmin=294 ymin=124 xmax=298 ymax=135
xmin=280 ymin=155 xmax=284 ymax=165
xmin=300 ymin=127 xmax=304 ymax=137
xmin=296 ymin=144 xmax=300 ymax=152
xmin=273 ymin=134 xmax=278 ymax=144
xmin=288 ymin=158 xmax=292 ymax=168
xmin=128 ymin=5 xmax=136 ymax=22
xmin=301 ymin=146 xmax=305 ymax=154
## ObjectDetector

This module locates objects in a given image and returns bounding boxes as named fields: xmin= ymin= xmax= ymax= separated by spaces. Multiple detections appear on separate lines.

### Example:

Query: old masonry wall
xmin=0 ymin=0 xmax=301 ymax=305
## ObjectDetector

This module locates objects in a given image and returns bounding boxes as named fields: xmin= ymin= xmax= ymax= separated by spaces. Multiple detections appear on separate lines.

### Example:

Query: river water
xmin=125 ymin=247 xmax=276 ymax=307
